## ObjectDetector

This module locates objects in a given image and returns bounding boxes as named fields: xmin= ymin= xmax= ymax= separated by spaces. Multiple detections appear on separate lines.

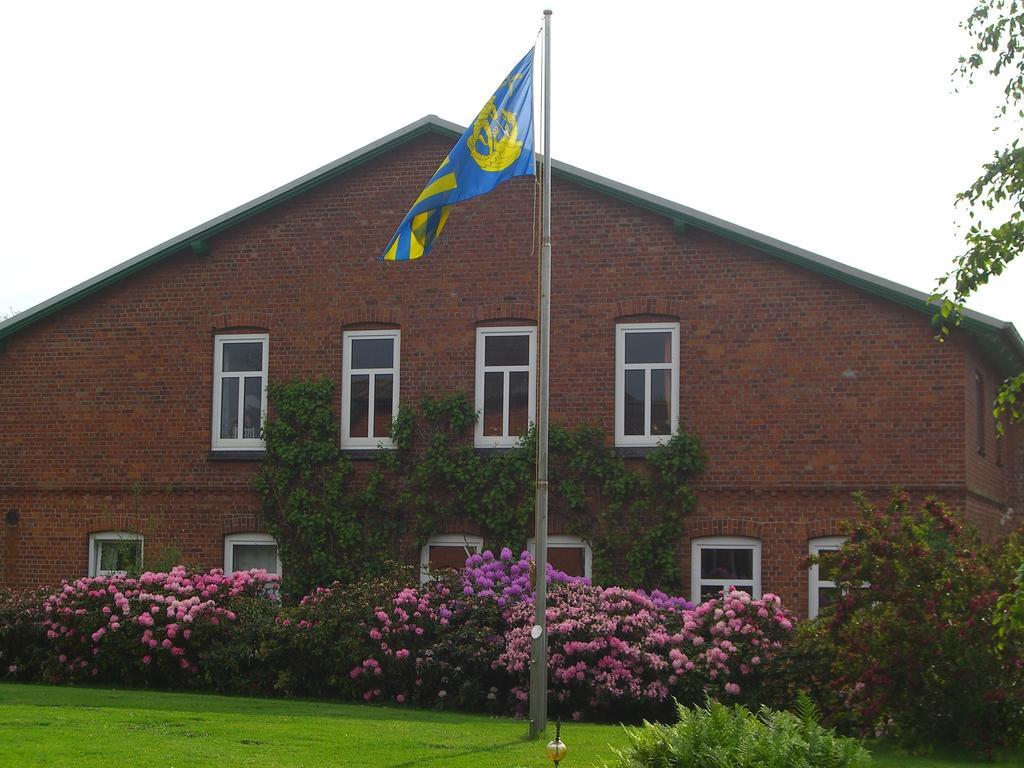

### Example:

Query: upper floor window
xmin=88 ymin=531 xmax=143 ymax=578
xmin=808 ymin=536 xmax=845 ymax=618
xmin=212 ymin=334 xmax=268 ymax=451
xmin=475 ymin=327 xmax=536 ymax=447
xmin=527 ymin=534 xmax=592 ymax=579
xmin=420 ymin=533 xmax=483 ymax=583
xmin=615 ymin=322 xmax=679 ymax=446
xmin=224 ymin=532 xmax=281 ymax=576
xmin=342 ymin=329 xmax=400 ymax=449
xmin=691 ymin=536 xmax=761 ymax=603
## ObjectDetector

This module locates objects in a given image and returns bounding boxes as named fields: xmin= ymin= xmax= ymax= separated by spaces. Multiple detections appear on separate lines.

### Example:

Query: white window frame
xmin=88 ymin=531 xmax=144 ymax=578
xmin=224 ymin=532 xmax=282 ymax=576
xmin=212 ymin=333 xmax=269 ymax=451
xmin=615 ymin=322 xmax=680 ymax=447
xmin=808 ymin=536 xmax=846 ymax=619
xmin=691 ymin=536 xmax=761 ymax=603
xmin=341 ymin=329 xmax=400 ymax=449
xmin=527 ymin=534 xmax=592 ymax=579
xmin=475 ymin=326 xmax=537 ymax=447
xmin=419 ymin=533 xmax=484 ymax=583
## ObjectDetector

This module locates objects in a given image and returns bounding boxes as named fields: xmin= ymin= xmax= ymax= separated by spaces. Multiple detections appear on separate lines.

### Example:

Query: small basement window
xmin=420 ymin=534 xmax=483 ymax=583
xmin=808 ymin=536 xmax=846 ymax=618
xmin=224 ymin=532 xmax=281 ymax=576
xmin=691 ymin=536 xmax=761 ymax=602
xmin=88 ymin=531 xmax=143 ymax=577
xmin=527 ymin=534 xmax=592 ymax=578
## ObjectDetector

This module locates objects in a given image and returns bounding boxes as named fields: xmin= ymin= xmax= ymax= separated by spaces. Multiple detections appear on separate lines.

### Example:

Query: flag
xmin=380 ymin=49 xmax=535 ymax=262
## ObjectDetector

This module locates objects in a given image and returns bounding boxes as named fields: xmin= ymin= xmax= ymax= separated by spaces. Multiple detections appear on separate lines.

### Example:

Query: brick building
xmin=1 ymin=116 xmax=1021 ymax=616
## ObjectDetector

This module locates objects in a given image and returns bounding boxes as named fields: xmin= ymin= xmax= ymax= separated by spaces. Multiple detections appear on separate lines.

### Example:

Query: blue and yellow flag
xmin=380 ymin=49 xmax=535 ymax=262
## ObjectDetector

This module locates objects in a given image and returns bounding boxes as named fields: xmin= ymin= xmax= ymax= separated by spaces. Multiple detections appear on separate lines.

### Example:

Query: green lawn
xmin=0 ymin=683 xmax=1019 ymax=767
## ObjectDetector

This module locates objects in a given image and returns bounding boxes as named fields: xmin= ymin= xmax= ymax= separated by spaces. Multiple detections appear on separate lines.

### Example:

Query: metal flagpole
xmin=529 ymin=7 xmax=552 ymax=740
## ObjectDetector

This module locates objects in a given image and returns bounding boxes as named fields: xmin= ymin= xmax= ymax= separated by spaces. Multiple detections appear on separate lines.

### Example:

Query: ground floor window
xmin=420 ymin=534 xmax=483 ymax=582
xmin=224 ymin=533 xmax=281 ymax=576
xmin=527 ymin=534 xmax=592 ymax=578
xmin=691 ymin=536 xmax=761 ymax=602
xmin=88 ymin=531 xmax=143 ymax=577
xmin=808 ymin=536 xmax=846 ymax=618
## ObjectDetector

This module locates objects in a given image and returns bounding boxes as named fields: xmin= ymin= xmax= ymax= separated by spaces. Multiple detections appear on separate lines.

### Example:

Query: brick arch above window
xmin=220 ymin=514 xmax=265 ymax=535
xmin=614 ymin=298 xmax=684 ymax=321
xmin=210 ymin=312 xmax=271 ymax=332
xmin=473 ymin=303 xmax=536 ymax=324
xmin=341 ymin=309 xmax=401 ymax=327
xmin=684 ymin=518 xmax=768 ymax=541
xmin=83 ymin=514 xmax=147 ymax=536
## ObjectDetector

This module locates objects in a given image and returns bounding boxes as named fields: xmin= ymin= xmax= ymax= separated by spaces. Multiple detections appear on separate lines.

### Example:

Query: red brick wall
xmin=0 ymin=132 xmax=1016 ymax=612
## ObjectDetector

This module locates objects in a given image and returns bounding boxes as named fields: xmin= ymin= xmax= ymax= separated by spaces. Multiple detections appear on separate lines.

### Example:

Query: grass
xmin=0 ymin=683 xmax=626 ymax=767
xmin=0 ymin=682 xmax=1020 ymax=767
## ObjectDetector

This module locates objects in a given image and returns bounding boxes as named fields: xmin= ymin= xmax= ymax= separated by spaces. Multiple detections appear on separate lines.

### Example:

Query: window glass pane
xmin=625 ymin=331 xmax=671 ymax=364
xmin=700 ymin=548 xmax=754 ymax=580
xmin=817 ymin=549 xmax=840 ymax=583
xmin=508 ymin=371 xmax=529 ymax=436
xmin=701 ymin=581 xmax=753 ymax=601
xmin=485 ymin=334 xmax=530 ymax=367
xmin=429 ymin=545 xmax=473 ymax=571
xmin=351 ymin=338 xmax=394 ymax=369
xmin=349 ymin=374 xmax=369 ymax=438
xmin=232 ymin=544 xmax=278 ymax=573
xmin=373 ymin=374 xmax=393 ymax=438
xmin=220 ymin=377 xmax=239 ymax=439
xmin=222 ymin=342 xmax=263 ymax=372
xmin=651 ymin=368 xmax=671 ymax=435
xmin=99 ymin=540 xmax=140 ymax=573
xmin=818 ymin=586 xmax=840 ymax=610
xmin=700 ymin=585 xmax=724 ymax=602
xmin=623 ymin=369 xmax=645 ymax=435
xmin=483 ymin=371 xmax=504 ymax=436
xmin=548 ymin=546 xmax=585 ymax=577
xmin=243 ymin=376 xmax=262 ymax=439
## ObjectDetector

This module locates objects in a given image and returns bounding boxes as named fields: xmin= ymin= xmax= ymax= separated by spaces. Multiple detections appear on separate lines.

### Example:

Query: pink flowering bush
xmin=343 ymin=549 xmax=794 ymax=720
xmin=39 ymin=566 xmax=277 ymax=687
xmin=4 ymin=554 xmax=797 ymax=720
xmin=498 ymin=583 xmax=794 ymax=719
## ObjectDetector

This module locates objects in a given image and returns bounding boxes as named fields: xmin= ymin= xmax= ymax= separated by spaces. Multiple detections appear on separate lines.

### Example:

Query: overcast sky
xmin=2 ymin=1 xmax=1022 ymax=337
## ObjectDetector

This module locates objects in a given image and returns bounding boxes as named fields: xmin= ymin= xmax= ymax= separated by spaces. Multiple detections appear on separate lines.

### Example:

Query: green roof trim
xmin=1 ymin=115 xmax=1021 ymax=375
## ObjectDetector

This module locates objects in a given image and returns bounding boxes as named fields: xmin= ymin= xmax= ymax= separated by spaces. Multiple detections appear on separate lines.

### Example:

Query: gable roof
xmin=2 ymin=115 xmax=1022 ymax=374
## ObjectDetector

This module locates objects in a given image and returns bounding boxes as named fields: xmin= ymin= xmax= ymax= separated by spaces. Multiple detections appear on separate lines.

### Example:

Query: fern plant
xmin=611 ymin=696 xmax=871 ymax=768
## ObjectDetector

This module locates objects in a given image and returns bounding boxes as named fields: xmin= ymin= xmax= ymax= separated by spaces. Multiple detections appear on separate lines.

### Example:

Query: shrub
xmin=801 ymin=491 xmax=1024 ymax=748
xmin=334 ymin=548 xmax=794 ymax=719
xmin=0 ymin=586 xmax=50 ymax=681
xmin=39 ymin=567 xmax=278 ymax=687
xmin=498 ymin=583 xmax=794 ymax=720
xmin=265 ymin=564 xmax=414 ymax=699
xmin=611 ymin=695 xmax=872 ymax=768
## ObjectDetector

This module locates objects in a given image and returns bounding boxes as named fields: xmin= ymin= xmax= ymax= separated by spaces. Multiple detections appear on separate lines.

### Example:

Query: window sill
xmin=475 ymin=446 xmax=520 ymax=456
xmin=615 ymin=446 xmax=657 ymax=458
xmin=341 ymin=448 xmax=392 ymax=461
xmin=209 ymin=450 xmax=266 ymax=461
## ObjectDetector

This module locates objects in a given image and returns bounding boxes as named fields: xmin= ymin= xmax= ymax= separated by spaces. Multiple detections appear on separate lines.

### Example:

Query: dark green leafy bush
xmin=791 ymin=491 xmax=1024 ymax=749
xmin=611 ymin=694 xmax=871 ymax=768
xmin=0 ymin=586 xmax=50 ymax=681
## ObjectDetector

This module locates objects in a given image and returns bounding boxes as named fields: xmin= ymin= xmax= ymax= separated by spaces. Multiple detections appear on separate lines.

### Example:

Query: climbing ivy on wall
xmin=256 ymin=379 xmax=704 ymax=596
